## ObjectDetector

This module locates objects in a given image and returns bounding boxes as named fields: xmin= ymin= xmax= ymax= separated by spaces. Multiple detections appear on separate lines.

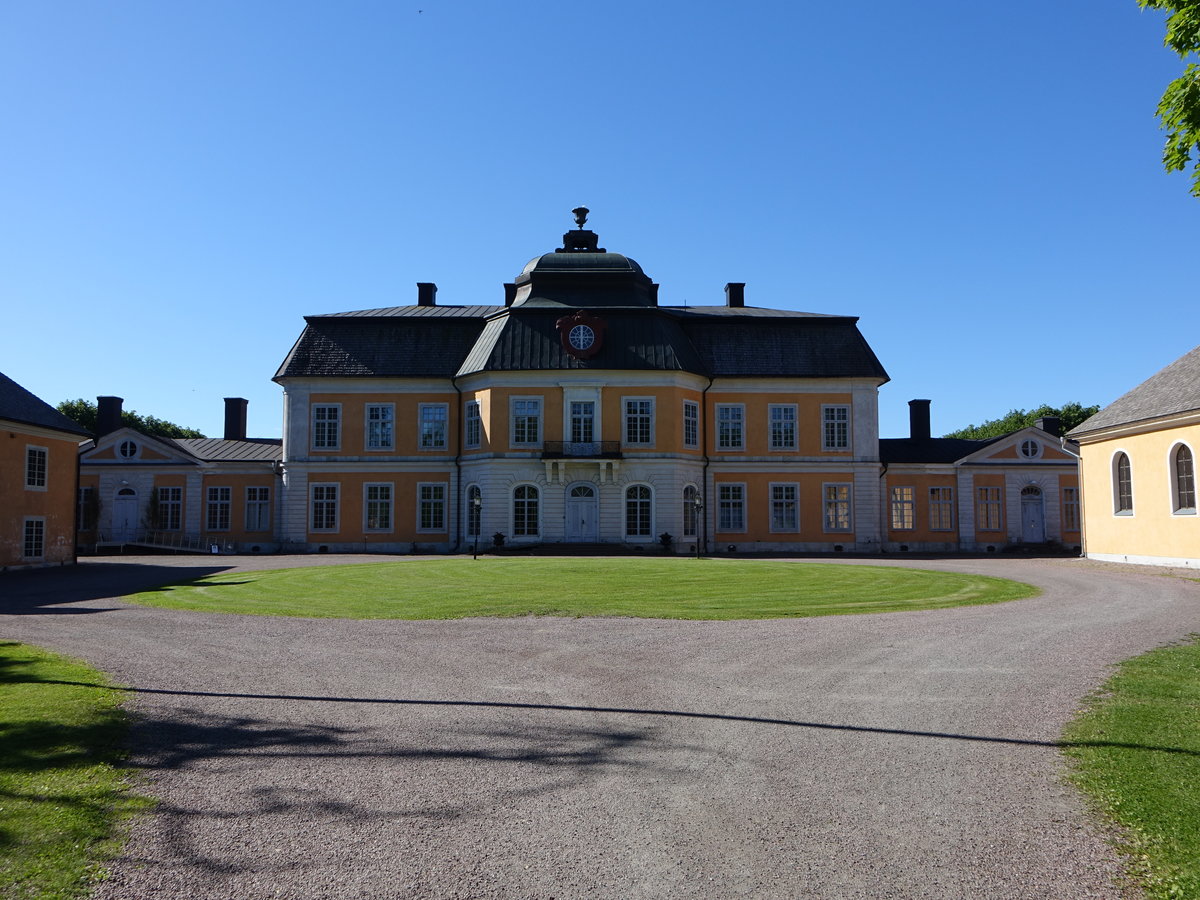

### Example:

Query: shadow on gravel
xmin=0 ymin=563 xmax=233 ymax=614
xmin=26 ymin=680 xmax=1200 ymax=759
xmin=109 ymin=707 xmax=681 ymax=876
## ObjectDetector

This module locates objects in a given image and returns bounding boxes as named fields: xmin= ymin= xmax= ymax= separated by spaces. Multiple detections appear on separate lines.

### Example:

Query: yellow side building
xmin=1069 ymin=345 xmax=1200 ymax=568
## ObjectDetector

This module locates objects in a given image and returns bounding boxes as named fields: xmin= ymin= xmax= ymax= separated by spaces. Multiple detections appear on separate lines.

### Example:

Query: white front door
xmin=566 ymin=484 xmax=598 ymax=542
xmin=1020 ymin=486 xmax=1045 ymax=543
xmin=113 ymin=489 xmax=139 ymax=540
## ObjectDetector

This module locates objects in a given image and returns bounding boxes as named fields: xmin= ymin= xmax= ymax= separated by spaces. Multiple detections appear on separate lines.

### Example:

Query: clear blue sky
xmin=3 ymin=1 xmax=1196 ymax=440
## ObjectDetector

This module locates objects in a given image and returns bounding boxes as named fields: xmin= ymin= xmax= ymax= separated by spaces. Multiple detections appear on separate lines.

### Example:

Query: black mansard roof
xmin=274 ymin=220 xmax=889 ymax=383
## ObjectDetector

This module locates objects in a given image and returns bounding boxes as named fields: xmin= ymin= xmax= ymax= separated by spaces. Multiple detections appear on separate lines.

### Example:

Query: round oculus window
xmin=118 ymin=440 xmax=138 ymax=458
xmin=568 ymin=324 xmax=596 ymax=351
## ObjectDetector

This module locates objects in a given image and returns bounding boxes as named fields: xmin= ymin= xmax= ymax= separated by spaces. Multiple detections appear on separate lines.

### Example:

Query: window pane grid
xmin=717 ymin=484 xmax=745 ymax=531
xmin=717 ymin=406 xmax=743 ymax=450
xmin=1176 ymin=446 xmax=1195 ymax=511
xmin=976 ymin=487 xmax=1003 ymax=531
xmin=771 ymin=484 xmax=798 ymax=532
xmin=158 ymin=487 xmax=183 ymax=531
xmin=823 ymin=484 xmax=852 ymax=532
xmin=23 ymin=519 xmax=45 ymax=558
xmin=313 ymin=406 xmax=340 ymax=449
xmin=419 ymin=405 xmax=448 ymax=450
xmin=823 ymin=406 xmax=850 ymax=450
xmin=513 ymin=485 xmax=539 ymax=536
xmin=929 ymin=487 xmax=955 ymax=531
xmin=890 ymin=486 xmax=915 ymax=530
xmin=206 ymin=487 xmax=231 ymax=531
xmin=683 ymin=401 xmax=699 ymax=448
xmin=366 ymin=405 xmax=394 ymax=450
xmin=769 ymin=406 xmax=796 ymax=450
xmin=311 ymin=485 xmax=338 ymax=531
xmin=625 ymin=485 xmax=652 ymax=536
xmin=419 ymin=484 xmax=446 ymax=531
xmin=25 ymin=447 xmax=47 ymax=487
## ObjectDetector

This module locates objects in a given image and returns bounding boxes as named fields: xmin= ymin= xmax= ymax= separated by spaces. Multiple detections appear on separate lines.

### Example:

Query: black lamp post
xmin=471 ymin=495 xmax=482 ymax=560
xmin=692 ymin=494 xmax=704 ymax=560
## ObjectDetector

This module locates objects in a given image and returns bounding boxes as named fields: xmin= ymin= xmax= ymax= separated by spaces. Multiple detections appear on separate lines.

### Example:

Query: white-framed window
xmin=245 ymin=486 xmax=270 ymax=531
xmin=890 ymin=486 xmax=915 ymax=531
xmin=929 ymin=486 xmax=955 ymax=531
xmin=419 ymin=403 xmax=449 ymax=450
xmin=364 ymin=483 xmax=393 ymax=531
xmin=716 ymin=404 xmax=744 ymax=451
xmin=822 ymin=405 xmax=851 ymax=451
xmin=158 ymin=486 xmax=183 ymax=531
xmin=117 ymin=440 xmax=139 ymax=459
xmin=206 ymin=486 xmax=231 ymax=532
xmin=1062 ymin=486 xmax=1080 ymax=531
xmin=25 ymin=446 xmax=47 ymax=490
xmin=1171 ymin=444 xmax=1196 ymax=514
xmin=769 ymin=405 xmax=797 ymax=451
xmin=365 ymin=404 xmax=395 ymax=450
xmin=23 ymin=518 xmax=45 ymax=559
xmin=464 ymin=400 xmax=482 ymax=449
xmin=976 ymin=486 xmax=1003 ymax=531
xmin=312 ymin=404 xmax=341 ymax=450
xmin=570 ymin=400 xmax=595 ymax=444
xmin=1018 ymin=438 xmax=1042 ymax=459
xmin=310 ymin=483 xmax=339 ymax=532
xmin=823 ymin=483 xmax=853 ymax=532
xmin=625 ymin=484 xmax=653 ymax=538
xmin=1113 ymin=451 xmax=1133 ymax=515
xmin=466 ymin=484 xmax=482 ymax=537
xmin=418 ymin=483 xmax=447 ymax=532
xmin=77 ymin=487 xmax=97 ymax=532
xmin=623 ymin=398 xmax=654 ymax=446
xmin=511 ymin=398 xmax=542 ymax=447
xmin=770 ymin=483 xmax=799 ymax=533
xmin=717 ymin=483 xmax=746 ymax=532
xmin=512 ymin=484 xmax=539 ymax=536
xmin=683 ymin=400 xmax=699 ymax=449
xmin=683 ymin=484 xmax=699 ymax=537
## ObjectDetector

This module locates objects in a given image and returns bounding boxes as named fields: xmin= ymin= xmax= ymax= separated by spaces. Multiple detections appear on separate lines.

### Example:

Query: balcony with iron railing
xmin=541 ymin=441 xmax=622 ymax=460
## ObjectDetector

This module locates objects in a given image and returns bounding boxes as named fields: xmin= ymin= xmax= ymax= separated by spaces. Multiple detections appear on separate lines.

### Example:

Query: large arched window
xmin=1113 ymin=452 xmax=1133 ymax=515
xmin=512 ymin=485 xmax=539 ymax=537
xmin=625 ymin=485 xmax=652 ymax=538
xmin=682 ymin=485 xmax=698 ymax=538
xmin=1173 ymin=445 xmax=1195 ymax=514
xmin=466 ymin=485 xmax=482 ymax=537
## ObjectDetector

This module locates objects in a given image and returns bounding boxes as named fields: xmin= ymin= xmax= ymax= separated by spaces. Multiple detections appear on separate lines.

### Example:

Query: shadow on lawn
xmin=0 ymin=562 xmax=235 ymax=615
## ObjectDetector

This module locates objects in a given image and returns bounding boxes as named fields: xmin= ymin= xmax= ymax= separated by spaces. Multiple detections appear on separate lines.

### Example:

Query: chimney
xmin=650 ymin=283 xmax=659 ymax=306
xmin=503 ymin=283 xmax=517 ymax=307
xmin=1036 ymin=416 xmax=1062 ymax=437
xmin=224 ymin=397 xmax=248 ymax=441
xmin=416 ymin=282 xmax=437 ymax=307
xmin=909 ymin=399 xmax=931 ymax=440
xmin=96 ymin=396 xmax=124 ymax=436
xmin=724 ymin=282 xmax=745 ymax=308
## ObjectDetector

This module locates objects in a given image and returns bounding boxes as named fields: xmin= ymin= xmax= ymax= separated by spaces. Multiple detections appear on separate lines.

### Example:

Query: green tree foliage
xmin=56 ymin=398 xmax=206 ymax=439
xmin=1139 ymin=0 xmax=1200 ymax=197
xmin=943 ymin=402 xmax=1099 ymax=440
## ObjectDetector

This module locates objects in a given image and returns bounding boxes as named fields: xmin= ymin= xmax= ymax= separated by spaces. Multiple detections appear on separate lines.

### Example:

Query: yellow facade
xmin=1077 ymin=421 xmax=1200 ymax=565
xmin=1 ymin=425 xmax=81 ymax=568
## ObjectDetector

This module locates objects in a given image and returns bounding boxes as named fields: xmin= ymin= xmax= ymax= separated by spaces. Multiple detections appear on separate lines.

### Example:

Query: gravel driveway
xmin=3 ymin=554 xmax=1198 ymax=899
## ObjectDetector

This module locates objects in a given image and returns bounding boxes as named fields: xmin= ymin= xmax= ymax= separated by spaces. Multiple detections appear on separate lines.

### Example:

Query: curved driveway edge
xmin=3 ymin=555 xmax=1197 ymax=899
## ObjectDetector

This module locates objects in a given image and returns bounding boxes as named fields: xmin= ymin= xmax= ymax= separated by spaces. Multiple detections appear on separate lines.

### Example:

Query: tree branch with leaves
xmin=1139 ymin=0 xmax=1200 ymax=197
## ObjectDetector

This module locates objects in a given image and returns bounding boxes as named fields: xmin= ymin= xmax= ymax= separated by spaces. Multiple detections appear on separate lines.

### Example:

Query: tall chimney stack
xmin=96 ymin=396 xmax=124 ymax=436
xmin=503 ymin=283 xmax=517 ymax=307
xmin=416 ymin=282 xmax=437 ymax=307
xmin=909 ymin=399 xmax=932 ymax=440
xmin=724 ymin=282 xmax=745 ymax=308
xmin=224 ymin=398 xmax=248 ymax=441
xmin=1035 ymin=416 xmax=1062 ymax=437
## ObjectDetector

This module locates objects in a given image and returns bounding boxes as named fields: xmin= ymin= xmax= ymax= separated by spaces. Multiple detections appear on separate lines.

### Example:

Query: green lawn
xmin=0 ymin=641 xmax=150 ymax=900
xmin=124 ymin=557 xmax=1037 ymax=619
xmin=1064 ymin=635 xmax=1200 ymax=900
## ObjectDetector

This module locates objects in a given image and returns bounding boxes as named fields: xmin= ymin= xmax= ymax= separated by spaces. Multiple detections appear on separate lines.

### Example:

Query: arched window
xmin=466 ymin=485 xmax=482 ymax=537
xmin=682 ymin=485 xmax=698 ymax=538
xmin=625 ymin=485 xmax=652 ymax=538
xmin=1173 ymin=445 xmax=1195 ymax=514
xmin=513 ymin=485 xmax=539 ymax=537
xmin=1113 ymin=452 xmax=1133 ymax=515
